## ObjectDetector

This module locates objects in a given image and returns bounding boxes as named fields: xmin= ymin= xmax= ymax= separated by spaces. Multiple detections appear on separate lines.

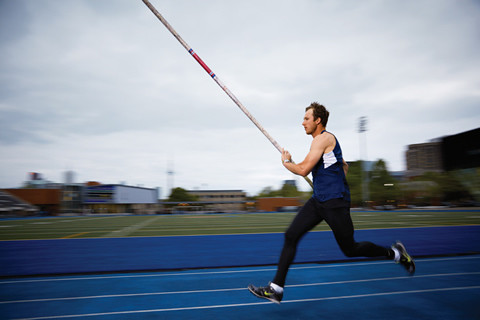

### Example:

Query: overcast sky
xmin=1 ymin=0 xmax=479 ymax=197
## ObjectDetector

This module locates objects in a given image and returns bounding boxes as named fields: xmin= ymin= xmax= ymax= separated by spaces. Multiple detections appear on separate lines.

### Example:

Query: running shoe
xmin=248 ymin=282 xmax=283 ymax=304
xmin=392 ymin=241 xmax=415 ymax=275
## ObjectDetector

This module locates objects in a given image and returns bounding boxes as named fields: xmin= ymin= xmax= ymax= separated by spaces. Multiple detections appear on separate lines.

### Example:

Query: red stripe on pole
xmin=189 ymin=49 xmax=213 ymax=76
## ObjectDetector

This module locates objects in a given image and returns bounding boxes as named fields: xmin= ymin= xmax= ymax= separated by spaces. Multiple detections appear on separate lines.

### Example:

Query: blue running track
xmin=0 ymin=255 xmax=479 ymax=319
xmin=1 ymin=224 xmax=479 ymax=319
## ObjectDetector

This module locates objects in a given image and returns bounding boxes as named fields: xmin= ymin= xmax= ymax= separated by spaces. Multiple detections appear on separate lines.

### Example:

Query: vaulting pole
xmin=141 ymin=0 xmax=313 ymax=188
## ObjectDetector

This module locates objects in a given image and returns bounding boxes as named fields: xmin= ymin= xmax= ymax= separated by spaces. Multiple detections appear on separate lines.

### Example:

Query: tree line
xmin=167 ymin=159 xmax=478 ymax=208
xmin=254 ymin=160 xmax=478 ymax=208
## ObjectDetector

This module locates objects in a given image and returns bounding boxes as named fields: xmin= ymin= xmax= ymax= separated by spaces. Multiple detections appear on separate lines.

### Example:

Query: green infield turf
xmin=0 ymin=209 xmax=479 ymax=240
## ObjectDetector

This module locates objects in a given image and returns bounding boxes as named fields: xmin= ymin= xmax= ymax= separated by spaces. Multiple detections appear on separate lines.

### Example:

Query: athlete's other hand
xmin=281 ymin=148 xmax=292 ymax=163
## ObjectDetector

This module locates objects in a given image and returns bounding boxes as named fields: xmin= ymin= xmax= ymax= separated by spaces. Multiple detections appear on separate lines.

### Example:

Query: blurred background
xmin=1 ymin=125 xmax=478 ymax=215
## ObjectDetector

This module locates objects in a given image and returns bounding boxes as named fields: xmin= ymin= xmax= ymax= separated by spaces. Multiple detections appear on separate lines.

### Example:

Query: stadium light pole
xmin=358 ymin=116 xmax=369 ymax=208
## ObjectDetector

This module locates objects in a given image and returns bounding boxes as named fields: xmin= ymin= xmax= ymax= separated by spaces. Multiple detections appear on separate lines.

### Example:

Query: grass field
xmin=1 ymin=209 xmax=479 ymax=241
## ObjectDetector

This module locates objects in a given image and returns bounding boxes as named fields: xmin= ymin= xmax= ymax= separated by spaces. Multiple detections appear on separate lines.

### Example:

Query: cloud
xmin=1 ymin=0 xmax=479 ymax=196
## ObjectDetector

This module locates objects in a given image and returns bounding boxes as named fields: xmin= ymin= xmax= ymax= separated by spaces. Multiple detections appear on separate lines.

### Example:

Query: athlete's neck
xmin=311 ymin=125 xmax=326 ymax=138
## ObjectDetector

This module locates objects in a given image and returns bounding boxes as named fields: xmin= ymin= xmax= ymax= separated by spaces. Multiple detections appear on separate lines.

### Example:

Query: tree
xmin=167 ymin=187 xmax=198 ymax=202
xmin=369 ymin=159 xmax=400 ymax=205
xmin=255 ymin=182 xmax=311 ymax=201
xmin=279 ymin=183 xmax=300 ymax=197
xmin=451 ymin=169 xmax=479 ymax=202
xmin=257 ymin=186 xmax=279 ymax=198
xmin=410 ymin=171 xmax=473 ymax=205
xmin=345 ymin=161 xmax=362 ymax=207
xmin=256 ymin=182 xmax=301 ymax=198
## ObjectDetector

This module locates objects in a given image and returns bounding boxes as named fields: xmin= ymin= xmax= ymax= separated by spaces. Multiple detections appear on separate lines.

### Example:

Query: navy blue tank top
xmin=312 ymin=131 xmax=351 ymax=203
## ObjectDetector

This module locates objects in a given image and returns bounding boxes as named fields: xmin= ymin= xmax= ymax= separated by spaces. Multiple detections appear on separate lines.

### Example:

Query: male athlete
xmin=248 ymin=102 xmax=415 ymax=304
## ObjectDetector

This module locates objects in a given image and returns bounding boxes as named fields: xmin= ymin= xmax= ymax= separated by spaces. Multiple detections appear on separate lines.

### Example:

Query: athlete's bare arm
xmin=282 ymin=133 xmax=335 ymax=177
xmin=343 ymin=159 xmax=349 ymax=176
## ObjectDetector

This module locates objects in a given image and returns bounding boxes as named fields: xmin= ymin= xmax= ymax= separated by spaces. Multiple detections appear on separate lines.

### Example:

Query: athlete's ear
xmin=315 ymin=117 xmax=322 ymax=125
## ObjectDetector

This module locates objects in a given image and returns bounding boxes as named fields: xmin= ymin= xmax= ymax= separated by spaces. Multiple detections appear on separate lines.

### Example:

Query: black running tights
xmin=272 ymin=197 xmax=392 ymax=287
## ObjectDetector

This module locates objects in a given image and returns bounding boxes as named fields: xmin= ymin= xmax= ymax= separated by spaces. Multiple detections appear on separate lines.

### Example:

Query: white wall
xmin=114 ymin=186 xmax=157 ymax=204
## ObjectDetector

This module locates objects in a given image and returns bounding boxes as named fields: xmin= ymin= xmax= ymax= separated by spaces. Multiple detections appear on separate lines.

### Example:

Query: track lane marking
xmin=1 ymin=255 xmax=479 ymax=284
xmin=102 ymin=216 xmax=162 ymax=238
xmin=3 ymin=272 xmax=479 ymax=304
xmin=13 ymin=286 xmax=480 ymax=320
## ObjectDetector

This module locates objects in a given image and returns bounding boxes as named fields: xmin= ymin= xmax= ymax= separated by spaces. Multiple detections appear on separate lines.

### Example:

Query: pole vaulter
xmin=141 ymin=0 xmax=313 ymax=188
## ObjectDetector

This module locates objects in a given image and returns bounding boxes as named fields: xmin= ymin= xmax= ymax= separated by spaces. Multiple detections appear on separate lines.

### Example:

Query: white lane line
xmin=13 ymin=286 xmax=480 ymax=320
xmin=2 ymin=255 xmax=479 ymax=285
xmin=102 ymin=216 xmax=161 ymax=238
xmin=3 ymin=272 xmax=479 ymax=304
xmin=283 ymin=285 xmax=480 ymax=304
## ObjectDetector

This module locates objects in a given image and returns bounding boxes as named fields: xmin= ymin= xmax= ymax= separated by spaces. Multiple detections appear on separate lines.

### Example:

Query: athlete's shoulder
xmin=312 ymin=132 xmax=328 ymax=145
xmin=316 ymin=131 xmax=335 ymax=145
xmin=313 ymin=130 xmax=330 ymax=139
xmin=311 ymin=130 xmax=334 ymax=152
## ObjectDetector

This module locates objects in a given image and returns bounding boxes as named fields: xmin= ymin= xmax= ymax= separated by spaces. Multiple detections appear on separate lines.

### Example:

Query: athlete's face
xmin=302 ymin=109 xmax=320 ymax=135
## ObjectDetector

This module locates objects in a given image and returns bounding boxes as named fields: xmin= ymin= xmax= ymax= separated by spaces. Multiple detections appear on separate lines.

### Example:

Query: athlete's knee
xmin=284 ymin=228 xmax=301 ymax=246
xmin=338 ymin=241 xmax=360 ymax=257
xmin=341 ymin=245 xmax=358 ymax=257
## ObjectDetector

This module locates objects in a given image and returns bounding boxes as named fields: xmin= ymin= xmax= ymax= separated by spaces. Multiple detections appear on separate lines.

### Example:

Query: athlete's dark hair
xmin=306 ymin=102 xmax=329 ymax=127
